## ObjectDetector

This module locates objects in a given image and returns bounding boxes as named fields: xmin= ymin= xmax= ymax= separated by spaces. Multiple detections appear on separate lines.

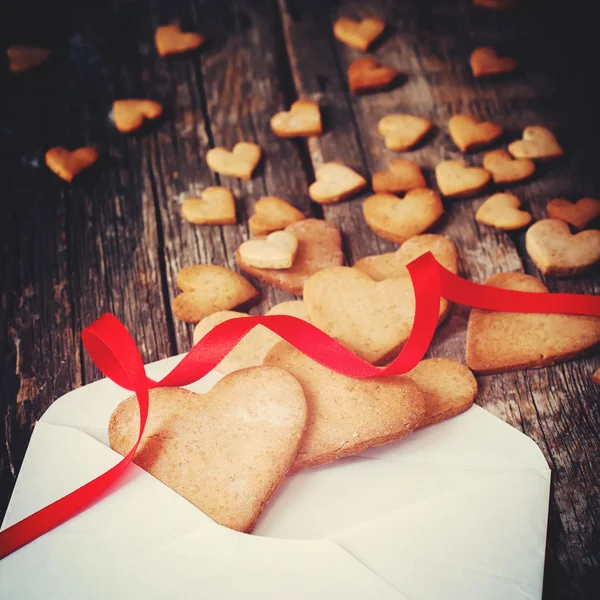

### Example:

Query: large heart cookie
xmin=206 ymin=142 xmax=262 ymax=180
xmin=508 ymin=126 xmax=563 ymax=160
xmin=172 ymin=265 xmax=259 ymax=323
xmin=192 ymin=301 xmax=309 ymax=374
xmin=270 ymin=100 xmax=322 ymax=138
xmin=264 ymin=342 xmax=425 ymax=471
xmin=363 ymin=189 xmax=444 ymax=244
xmin=377 ymin=114 xmax=433 ymax=151
xmin=181 ymin=186 xmax=236 ymax=225
xmin=45 ymin=146 xmax=99 ymax=182
xmin=525 ymin=219 xmax=600 ymax=277
xmin=348 ymin=58 xmax=398 ymax=94
xmin=470 ymin=47 xmax=517 ymax=78
xmin=448 ymin=114 xmax=503 ymax=152
xmin=304 ymin=267 xmax=449 ymax=364
xmin=112 ymin=99 xmax=163 ymax=133
xmin=7 ymin=45 xmax=51 ymax=74
xmin=109 ymin=367 xmax=307 ymax=532
xmin=483 ymin=149 xmax=535 ymax=184
xmin=238 ymin=231 xmax=299 ymax=270
xmin=333 ymin=17 xmax=385 ymax=51
xmin=249 ymin=196 xmax=305 ymax=236
xmin=354 ymin=234 xmax=458 ymax=281
xmin=435 ymin=160 xmax=491 ymax=198
xmin=308 ymin=162 xmax=367 ymax=204
xmin=546 ymin=197 xmax=600 ymax=230
xmin=155 ymin=24 xmax=205 ymax=57
xmin=236 ymin=219 xmax=343 ymax=295
xmin=476 ymin=193 xmax=532 ymax=230
xmin=372 ymin=159 xmax=426 ymax=194
xmin=466 ymin=272 xmax=600 ymax=373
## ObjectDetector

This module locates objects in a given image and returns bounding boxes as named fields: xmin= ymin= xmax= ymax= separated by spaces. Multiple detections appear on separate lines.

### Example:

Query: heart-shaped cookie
xmin=304 ymin=267 xmax=449 ymax=364
xmin=264 ymin=341 xmax=425 ymax=471
xmin=469 ymin=47 xmax=518 ymax=78
xmin=435 ymin=160 xmax=491 ymax=198
xmin=7 ymin=45 xmax=51 ymax=74
xmin=172 ymin=265 xmax=259 ymax=323
xmin=593 ymin=368 xmax=600 ymax=385
xmin=525 ymin=219 xmax=600 ymax=277
xmin=508 ymin=126 xmax=563 ymax=160
xmin=476 ymin=193 xmax=532 ymax=230
xmin=483 ymin=149 xmax=535 ymax=184
xmin=181 ymin=186 xmax=236 ymax=225
xmin=192 ymin=301 xmax=309 ymax=374
xmin=333 ymin=16 xmax=385 ymax=51
xmin=155 ymin=24 xmax=205 ymax=57
xmin=363 ymin=189 xmax=444 ymax=244
xmin=109 ymin=367 xmax=307 ymax=532
xmin=405 ymin=358 xmax=477 ymax=428
xmin=236 ymin=219 xmax=343 ymax=295
xmin=45 ymin=146 xmax=99 ymax=182
xmin=308 ymin=162 xmax=367 ymax=204
xmin=466 ymin=272 xmax=600 ymax=373
xmin=372 ymin=159 xmax=427 ymax=194
xmin=448 ymin=115 xmax=503 ymax=152
xmin=270 ymin=100 xmax=322 ymax=138
xmin=377 ymin=114 xmax=433 ymax=151
xmin=348 ymin=58 xmax=398 ymax=94
xmin=112 ymin=99 xmax=163 ymax=133
xmin=249 ymin=196 xmax=305 ymax=236
xmin=238 ymin=231 xmax=299 ymax=270
xmin=546 ymin=198 xmax=600 ymax=230
xmin=206 ymin=142 xmax=262 ymax=180
xmin=354 ymin=234 xmax=458 ymax=281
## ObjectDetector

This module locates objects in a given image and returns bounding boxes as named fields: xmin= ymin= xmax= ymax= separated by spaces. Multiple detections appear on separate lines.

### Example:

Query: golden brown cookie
xmin=155 ymin=24 xmax=205 ymax=57
xmin=109 ymin=368 xmax=307 ymax=532
xmin=264 ymin=342 xmax=425 ymax=471
xmin=238 ymin=231 xmax=299 ymax=270
xmin=45 ymin=146 xmax=98 ymax=182
xmin=7 ymin=45 xmax=51 ymax=73
xmin=470 ymin=47 xmax=518 ymax=78
xmin=112 ymin=99 xmax=163 ymax=133
xmin=236 ymin=219 xmax=343 ymax=296
xmin=333 ymin=17 xmax=385 ymax=51
xmin=508 ymin=126 xmax=563 ymax=160
xmin=363 ymin=189 xmax=444 ymax=244
xmin=303 ymin=267 xmax=449 ymax=365
xmin=308 ymin=162 xmax=367 ymax=204
xmin=377 ymin=114 xmax=433 ymax=151
xmin=546 ymin=198 xmax=600 ymax=230
xmin=372 ymin=159 xmax=427 ymax=194
xmin=181 ymin=187 xmax=236 ymax=225
xmin=270 ymin=100 xmax=322 ymax=138
xmin=593 ymin=368 xmax=600 ymax=385
xmin=525 ymin=219 xmax=600 ymax=277
xmin=354 ymin=234 xmax=458 ymax=281
xmin=206 ymin=143 xmax=262 ymax=180
xmin=476 ymin=193 xmax=532 ymax=230
xmin=348 ymin=58 xmax=398 ymax=94
xmin=172 ymin=265 xmax=259 ymax=323
xmin=435 ymin=160 xmax=491 ymax=198
xmin=483 ymin=149 xmax=535 ymax=184
xmin=466 ymin=272 xmax=600 ymax=373
xmin=448 ymin=115 xmax=503 ymax=152
xmin=248 ymin=196 xmax=305 ymax=236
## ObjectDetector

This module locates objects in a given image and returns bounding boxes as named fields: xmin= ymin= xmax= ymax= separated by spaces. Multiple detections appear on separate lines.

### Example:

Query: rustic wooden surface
xmin=1 ymin=0 xmax=599 ymax=597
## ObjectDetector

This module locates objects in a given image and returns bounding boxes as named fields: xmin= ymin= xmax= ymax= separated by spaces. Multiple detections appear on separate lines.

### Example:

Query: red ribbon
xmin=1 ymin=252 xmax=599 ymax=558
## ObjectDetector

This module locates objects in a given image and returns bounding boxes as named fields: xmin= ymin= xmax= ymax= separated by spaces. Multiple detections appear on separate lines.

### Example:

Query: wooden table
xmin=1 ymin=0 xmax=599 ymax=597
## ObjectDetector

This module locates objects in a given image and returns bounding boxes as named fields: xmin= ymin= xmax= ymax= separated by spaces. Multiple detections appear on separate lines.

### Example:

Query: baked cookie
xmin=7 ymin=45 xmax=51 ymax=73
xmin=435 ymin=160 xmax=491 ymax=198
xmin=181 ymin=187 xmax=236 ymax=225
xmin=112 ymin=100 xmax=163 ymax=133
xmin=249 ymin=196 xmax=305 ymax=236
xmin=508 ymin=126 xmax=563 ymax=160
xmin=348 ymin=58 xmax=398 ymax=94
xmin=271 ymin=100 xmax=322 ymax=138
xmin=155 ymin=24 xmax=205 ymax=57
xmin=377 ymin=114 xmax=433 ymax=151
xmin=475 ymin=193 xmax=532 ymax=230
xmin=238 ymin=231 xmax=298 ymax=270
xmin=333 ymin=17 xmax=385 ymax=51
xmin=206 ymin=143 xmax=262 ymax=180
xmin=546 ymin=198 xmax=600 ymax=230
xmin=448 ymin=115 xmax=503 ymax=152
xmin=483 ymin=149 xmax=535 ymax=184
xmin=309 ymin=162 xmax=367 ymax=204
xmin=470 ymin=47 xmax=518 ymax=78
xmin=372 ymin=159 xmax=427 ymax=194
xmin=45 ymin=147 xmax=98 ymax=182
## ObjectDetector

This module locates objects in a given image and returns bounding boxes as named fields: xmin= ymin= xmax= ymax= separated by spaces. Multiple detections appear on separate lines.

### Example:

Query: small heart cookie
xmin=508 ymin=126 xmax=563 ymax=160
xmin=593 ymin=368 xmax=600 ymax=385
xmin=45 ymin=146 xmax=98 ymax=182
xmin=363 ymin=189 xmax=444 ymax=244
xmin=181 ymin=187 xmax=236 ymax=225
xmin=448 ymin=115 xmax=503 ymax=152
xmin=470 ymin=47 xmax=518 ymax=78
xmin=304 ymin=267 xmax=449 ymax=365
xmin=546 ymin=198 xmax=600 ymax=230
xmin=483 ymin=149 xmax=535 ymax=184
xmin=308 ymin=162 xmax=367 ymax=204
xmin=172 ymin=265 xmax=259 ymax=323
xmin=112 ymin=99 xmax=163 ymax=133
xmin=192 ymin=301 xmax=309 ymax=374
xmin=206 ymin=142 xmax=262 ymax=180
xmin=405 ymin=359 xmax=477 ymax=428
xmin=249 ymin=196 xmax=305 ymax=236
xmin=377 ymin=114 xmax=433 ymax=151
xmin=435 ymin=160 xmax=491 ymax=198
xmin=525 ymin=219 xmax=600 ymax=277
xmin=270 ymin=100 xmax=322 ymax=138
xmin=264 ymin=341 xmax=425 ymax=471
xmin=109 ymin=368 xmax=306 ymax=532
xmin=476 ymin=193 xmax=532 ymax=230
xmin=7 ymin=45 xmax=51 ymax=74
xmin=333 ymin=16 xmax=385 ymax=51
xmin=354 ymin=234 xmax=458 ymax=281
xmin=155 ymin=24 xmax=205 ymax=57
xmin=238 ymin=231 xmax=299 ymax=270
xmin=372 ymin=159 xmax=427 ymax=194
xmin=466 ymin=272 xmax=600 ymax=373
xmin=236 ymin=219 xmax=343 ymax=295
xmin=348 ymin=58 xmax=398 ymax=94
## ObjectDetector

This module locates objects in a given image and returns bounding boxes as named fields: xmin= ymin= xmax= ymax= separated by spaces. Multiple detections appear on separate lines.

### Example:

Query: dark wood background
xmin=1 ymin=0 xmax=598 ymax=597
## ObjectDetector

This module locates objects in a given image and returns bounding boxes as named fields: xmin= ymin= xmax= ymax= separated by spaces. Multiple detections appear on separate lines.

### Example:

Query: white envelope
xmin=0 ymin=354 xmax=550 ymax=599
